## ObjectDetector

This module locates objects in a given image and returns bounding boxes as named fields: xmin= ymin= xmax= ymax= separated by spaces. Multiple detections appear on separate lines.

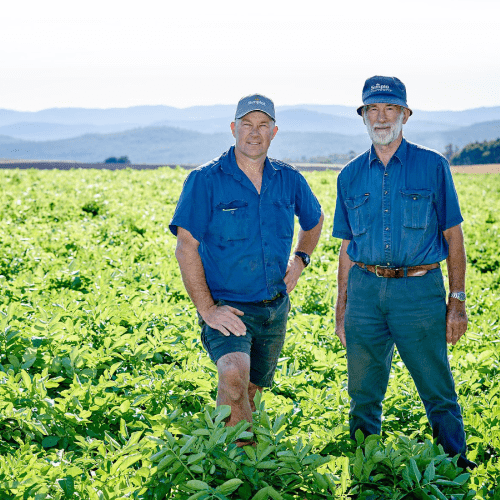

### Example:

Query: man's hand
xmin=284 ymin=256 xmax=305 ymax=293
xmin=446 ymin=301 xmax=468 ymax=345
xmin=200 ymin=304 xmax=246 ymax=337
xmin=335 ymin=320 xmax=346 ymax=347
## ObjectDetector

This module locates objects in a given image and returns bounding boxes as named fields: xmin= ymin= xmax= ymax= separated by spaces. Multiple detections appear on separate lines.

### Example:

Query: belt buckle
xmin=374 ymin=265 xmax=388 ymax=277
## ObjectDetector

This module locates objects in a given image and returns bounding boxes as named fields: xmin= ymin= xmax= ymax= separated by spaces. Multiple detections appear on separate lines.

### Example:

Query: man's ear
xmin=271 ymin=125 xmax=278 ymax=140
xmin=230 ymin=121 xmax=236 ymax=138
xmin=402 ymin=108 xmax=411 ymax=125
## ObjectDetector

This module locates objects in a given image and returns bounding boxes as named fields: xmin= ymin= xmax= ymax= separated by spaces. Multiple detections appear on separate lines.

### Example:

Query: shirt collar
xmin=220 ymin=146 xmax=280 ymax=179
xmin=368 ymin=137 xmax=408 ymax=168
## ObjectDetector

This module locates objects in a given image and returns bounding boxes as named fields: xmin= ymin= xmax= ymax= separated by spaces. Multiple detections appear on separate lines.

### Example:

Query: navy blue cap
xmin=357 ymin=76 xmax=412 ymax=116
xmin=235 ymin=94 xmax=276 ymax=121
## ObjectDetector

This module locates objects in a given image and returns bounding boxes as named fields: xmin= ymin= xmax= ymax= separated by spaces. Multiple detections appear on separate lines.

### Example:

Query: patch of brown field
xmin=450 ymin=164 xmax=500 ymax=174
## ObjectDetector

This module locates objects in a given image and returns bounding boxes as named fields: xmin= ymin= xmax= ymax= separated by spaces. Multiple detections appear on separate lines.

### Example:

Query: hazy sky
xmin=3 ymin=0 xmax=499 ymax=112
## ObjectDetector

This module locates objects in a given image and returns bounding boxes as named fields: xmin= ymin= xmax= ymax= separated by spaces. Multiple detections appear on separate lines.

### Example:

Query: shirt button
xmin=384 ymin=172 xmax=388 ymax=176
xmin=384 ymin=191 xmax=388 ymax=195
xmin=385 ymin=227 xmax=389 ymax=231
xmin=387 ymin=262 xmax=390 ymax=265
xmin=385 ymin=209 xmax=389 ymax=212
xmin=385 ymin=244 xmax=389 ymax=248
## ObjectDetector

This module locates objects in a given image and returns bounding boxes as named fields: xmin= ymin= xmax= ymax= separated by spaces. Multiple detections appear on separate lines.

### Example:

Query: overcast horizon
xmin=3 ymin=0 xmax=500 ymax=113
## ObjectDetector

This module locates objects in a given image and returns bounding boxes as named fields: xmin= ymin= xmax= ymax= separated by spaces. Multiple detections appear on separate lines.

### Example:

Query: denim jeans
xmin=199 ymin=293 xmax=290 ymax=388
xmin=345 ymin=264 xmax=467 ymax=459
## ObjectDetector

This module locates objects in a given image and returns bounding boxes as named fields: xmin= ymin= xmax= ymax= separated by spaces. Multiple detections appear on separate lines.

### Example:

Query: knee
xmin=218 ymin=365 xmax=249 ymax=402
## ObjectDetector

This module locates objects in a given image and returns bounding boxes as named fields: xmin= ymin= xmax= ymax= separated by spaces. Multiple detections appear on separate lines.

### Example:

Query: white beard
xmin=366 ymin=110 xmax=404 ymax=146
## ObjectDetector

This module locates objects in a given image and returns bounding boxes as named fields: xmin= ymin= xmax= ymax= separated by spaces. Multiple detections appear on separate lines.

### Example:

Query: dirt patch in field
xmin=450 ymin=164 xmax=500 ymax=174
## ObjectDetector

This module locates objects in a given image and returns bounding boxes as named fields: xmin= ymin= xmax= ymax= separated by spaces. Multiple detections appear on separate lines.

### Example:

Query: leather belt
xmin=262 ymin=292 xmax=284 ymax=303
xmin=355 ymin=262 xmax=439 ymax=278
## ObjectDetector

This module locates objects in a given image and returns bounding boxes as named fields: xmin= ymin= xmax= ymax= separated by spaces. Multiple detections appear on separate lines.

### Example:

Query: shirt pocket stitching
xmin=345 ymin=194 xmax=370 ymax=236
xmin=213 ymin=200 xmax=250 ymax=241
xmin=400 ymin=189 xmax=432 ymax=229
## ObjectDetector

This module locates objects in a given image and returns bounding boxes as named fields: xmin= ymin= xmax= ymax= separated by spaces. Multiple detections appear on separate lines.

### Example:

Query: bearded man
xmin=332 ymin=76 xmax=476 ymax=470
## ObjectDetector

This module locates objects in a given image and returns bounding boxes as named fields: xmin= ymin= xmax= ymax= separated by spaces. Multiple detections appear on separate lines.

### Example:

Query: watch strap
xmin=449 ymin=291 xmax=466 ymax=301
xmin=294 ymin=251 xmax=310 ymax=267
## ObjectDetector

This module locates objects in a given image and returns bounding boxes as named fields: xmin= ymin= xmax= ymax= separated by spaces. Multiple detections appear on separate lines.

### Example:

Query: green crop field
xmin=0 ymin=168 xmax=499 ymax=499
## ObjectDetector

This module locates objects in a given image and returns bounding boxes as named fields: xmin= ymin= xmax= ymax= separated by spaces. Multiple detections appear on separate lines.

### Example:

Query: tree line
xmin=448 ymin=138 xmax=500 ymax=165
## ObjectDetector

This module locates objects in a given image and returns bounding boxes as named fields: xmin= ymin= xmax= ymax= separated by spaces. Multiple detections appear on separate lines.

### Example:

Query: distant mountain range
xmin=0 ymin=104 xmax=499 ymax=164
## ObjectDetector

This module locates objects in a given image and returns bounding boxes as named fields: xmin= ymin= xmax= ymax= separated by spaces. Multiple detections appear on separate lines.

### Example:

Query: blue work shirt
xmin=332 ymin=138 xmax=463 ymax=267
xmin=170 ymin=147 xmax=322 ymax=302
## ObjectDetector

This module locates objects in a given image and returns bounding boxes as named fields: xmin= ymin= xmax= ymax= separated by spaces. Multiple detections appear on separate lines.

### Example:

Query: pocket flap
xmin=345 ymin=193 xmax=370 ymax=209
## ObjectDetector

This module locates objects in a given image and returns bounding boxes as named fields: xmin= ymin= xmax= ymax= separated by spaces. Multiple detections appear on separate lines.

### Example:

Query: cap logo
xmin=247 ymin=98 xmax=266 ymax=106
xmin=371 ymin=83 xmax=390 ymax=92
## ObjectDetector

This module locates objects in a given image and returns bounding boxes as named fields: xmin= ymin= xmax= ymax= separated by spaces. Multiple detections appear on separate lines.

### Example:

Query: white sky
xmin=2 ymin=0 xmax=499 ymax=112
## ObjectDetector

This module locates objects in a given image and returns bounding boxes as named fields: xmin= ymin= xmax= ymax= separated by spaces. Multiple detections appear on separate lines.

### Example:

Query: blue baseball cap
xmin=357 ymin=76 xmax=412 ymax=116
xmin=235 ymin=94 xmax=276 ymax=121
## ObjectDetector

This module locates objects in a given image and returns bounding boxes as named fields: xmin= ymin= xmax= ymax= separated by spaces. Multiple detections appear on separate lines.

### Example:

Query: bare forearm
xmin=294 ymin=212 xmax=324 ymax=256
xmin=443 ymin=224 xmax=468 ymax=344
xmin=175 ymin=243 xmax=215 ymax=315
xmin=335 ymin=240 xmax=352 ymax=321
xmin=444 ymin=225 xmax=467 ymax=293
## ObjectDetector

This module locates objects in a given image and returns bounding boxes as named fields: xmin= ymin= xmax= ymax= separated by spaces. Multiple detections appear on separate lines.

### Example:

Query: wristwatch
xmin=294 ymin=251 xmax=311 ymax=268
xmin=449 ymin=291 xmax=467 ymax=302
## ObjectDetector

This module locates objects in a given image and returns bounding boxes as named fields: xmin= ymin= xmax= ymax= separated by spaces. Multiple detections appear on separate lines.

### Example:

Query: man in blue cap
xmin=333 ymin=76 xmax=476 ymax=469
xmin=170 ymin=94 xmax=323 ymax=440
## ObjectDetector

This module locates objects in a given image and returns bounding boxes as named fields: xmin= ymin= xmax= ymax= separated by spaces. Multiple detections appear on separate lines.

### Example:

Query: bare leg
xmin=216 ymin=352 xmax=252 ymax=427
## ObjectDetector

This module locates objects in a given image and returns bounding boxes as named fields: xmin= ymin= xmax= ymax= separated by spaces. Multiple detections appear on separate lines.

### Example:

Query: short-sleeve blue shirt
xmin=170 ymin=146 xmax=322 ymax=302
xmin=332 ymin=138 xmax=463 ymax=267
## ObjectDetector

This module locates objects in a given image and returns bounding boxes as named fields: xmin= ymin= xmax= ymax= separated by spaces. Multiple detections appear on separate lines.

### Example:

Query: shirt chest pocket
xmin=213 ymin=200 xmax=250 ymax=241
xmin=345 ymin=193 xmax=370 ymax=236
xmin=272 ymin=200 xmax=295 ymax=239
xmin=400 ymin=189 xmax=432 ymax=229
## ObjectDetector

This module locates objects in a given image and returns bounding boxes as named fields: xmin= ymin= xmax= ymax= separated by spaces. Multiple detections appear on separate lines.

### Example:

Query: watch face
xmin=451 ymin=292 xmax=466 ymax=301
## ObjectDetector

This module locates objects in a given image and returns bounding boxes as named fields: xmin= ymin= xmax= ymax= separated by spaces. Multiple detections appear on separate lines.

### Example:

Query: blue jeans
xmin=199 ymin=293 xmax=290 ymax=388
xmin=345 ymin=264 xmax=467 ymax=459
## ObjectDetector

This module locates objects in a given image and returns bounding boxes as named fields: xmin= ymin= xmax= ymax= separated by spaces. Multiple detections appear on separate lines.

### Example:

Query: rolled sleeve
xmin=294 ymin=172 xmax=322 ymax=231
xmin=169 ymin=169 xmax=211 ymax=242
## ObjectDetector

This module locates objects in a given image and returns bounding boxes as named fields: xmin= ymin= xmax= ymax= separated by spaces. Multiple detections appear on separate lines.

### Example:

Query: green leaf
xmin=271 ymin=414 xmax=288 ymax=434
xmin=187 ymin=452 xmax=206 ymax=465
xmin=353 ymin=448 xmax=363 ymax=479
xmin=213 ymin=405 xmax=232 ymax=424
xmin=245 ymin=446 xmax=256 ymax=461
xmin=402 ymin=465 xmax=413 ymax=487
xmin=423 ymin=460 xmax=435 ymax=484
xmin=119 ymin=400 xmax=130 ymax=413
xmin=429 ymin=484 xmax=448 ymax=500
xmin=217 ymin=478 xmax=243 ymax=495
xmin=256 ymin=461 xmax=278 ymax=469
xmin=409 ymin=458 xmax=422 ymax=483
xmin=267 ymin=487 xmax=283 ymax=500
xmin=453 ymin=473 xmax=470 ymax=485
xmin=180 ymin=435 xmax=196 ymax=455
xmin=434 ymin=479 xmax=461 ymax=486
xmin=251 ymin=487 xmax=270 ymax=500
xmin=42 ymin=436 xmax=60 ymax=449
xmin=355 ymin=429 xmax=365 ymax=446
xmin=187 ymin=480 xmax=210 ymax=491
xmin=58 ymin=476 xmax=75 ymax=497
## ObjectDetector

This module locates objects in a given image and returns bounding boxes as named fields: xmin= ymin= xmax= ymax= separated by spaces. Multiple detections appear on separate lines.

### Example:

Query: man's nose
xmin=377 ymin=110 xmax=388 ymax=122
